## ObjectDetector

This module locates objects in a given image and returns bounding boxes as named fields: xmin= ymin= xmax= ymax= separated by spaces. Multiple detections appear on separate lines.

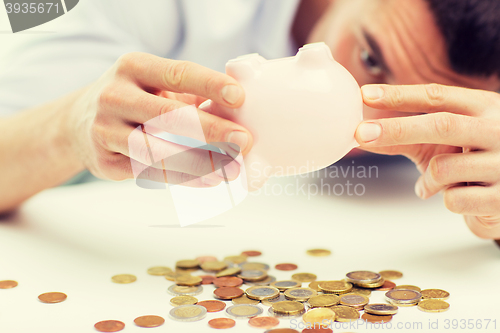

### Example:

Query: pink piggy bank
xmin=203 ymin=42 xmax=363 ymax=191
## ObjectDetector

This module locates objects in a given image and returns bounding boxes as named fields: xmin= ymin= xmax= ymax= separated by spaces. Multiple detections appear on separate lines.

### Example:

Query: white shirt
xmin=0 ymin=0 xmax=300 ymax=116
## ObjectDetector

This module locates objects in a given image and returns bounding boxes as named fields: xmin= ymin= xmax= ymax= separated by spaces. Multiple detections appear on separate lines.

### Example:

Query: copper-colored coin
xmin=133 ymin=315 xmax=165 ymax=328
xmin=361 ymin=313 xmax=393 ymax=324
xmin=208 ymin=318 xmax=236 ymax=329
xmin=197 ymin=300 xmax=227 ymax=312
xmin=0 ymin=280 xmax=18 ymax=289
xmin=302 ymin=328 xmax=333 ymax=333
xmin=375 ymin=280 xmax=396 ymax=291
xmin=196 ymin=256 xmax=218 ymax=263
xmin=38 ymin=292 xmax=67 ymax=303
xmin=275 ymin=263 xmax=298 ymax=271
xmin=214 ymin=276 xmax=243 ymax=288
xmin=214 ymin=287 xmax=244 ymax=300
xmin=242 ymin=250 xmax=262 ymax=257
xmin=248 ymin=316 xmax=279 ymax=329
xmin=264 ymin=329 xmax=300 ymax=333
xmin=94 ymin=320 xmax=125 ymax=332
xmin=199 ymin=275 xmax=216 ymax=285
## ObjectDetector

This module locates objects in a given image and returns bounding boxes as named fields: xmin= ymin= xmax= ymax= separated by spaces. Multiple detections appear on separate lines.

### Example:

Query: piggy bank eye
xmin=360 ymin=48 xmax=383 ymax=77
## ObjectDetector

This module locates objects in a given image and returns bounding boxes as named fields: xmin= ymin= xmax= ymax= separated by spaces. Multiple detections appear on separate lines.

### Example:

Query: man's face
xmin=308 ymin=0 xmax=500 ymax=117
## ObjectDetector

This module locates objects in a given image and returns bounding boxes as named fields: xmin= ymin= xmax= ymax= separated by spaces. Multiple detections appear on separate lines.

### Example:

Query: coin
xmin=170 ymin=295 xmax=198 ymax=306
xmin=284 ymin=288 xmax=317 ymax=302
xmin=339 ymin=293 xmax=369 ymax=309
xmin=224 ymin=255 xmax=248 ymax=264
xmin=176 ymin=259 xmax=200 ymax=269
xmin=394 ymin=285 xmax=421 ymax=292
xmin=261 ymin=293 xmax=286 ymax=306
xmin=292 ymin=273 xmax=317 ymax=283
xmin=301 ymin=328 xmax=333 ymax=333
xmin=246 ymin=286 xmax=280 ymax=300
xmin=350 ymin=287 xmax=371 ymax=296
xmin=318 ymin=281 xmax=353 ymax=294
xmin=111 ymin=274 xmax=136 ymax=284
xmin=94 ymin=320 xmax=125 ymax=332
xmin=201 ymin=261 xmax=228 ymax=272
xmin=364 ymin=304 xmax=398 ymax=315
xmin=197 ymin=300 xmax=227 ymax=312
xmin=264 ymin=329 xmax=301 ymax=333
xmin=208 ymin=318 xmax=236 ymax=329
xmin=329 ymin=305 xmax=359 ymax=322
xmin=268 ymin=307 xmax=305 ymax=318
xmin=199 ymin=275 xmax=216 ymax=285
xmin=346 ymin=271 xmax=381 ymax=284
xmin=246 ymin=275 xmax=276 ymax=286
xmin=232 ymin=295 xmax=260 ymax=305
xmin=375 ymin=280 xmax=396 ymax=291
xmin=241 ymin=262 xmax=270 ymax=271
xmin=214 ymin=286 xmax=244 ymax=300
xmin=275 ymin=263 xmax=298 ymax=271
xmin=167 ymin=285 xmax=203 ymax=296
xmin=214 ymin=277 xmax=243 ymax=288
xmin=175 ymin=275 xmax=202 ymax=286
xmin=379 ymin=270 xmax=403 ymax=280
xmin=355 ymin=277 xmax=385 ymax=289
xmin=385 ymin=289 xmax=422 ymax=305
xmin=421 ymin=289 xmax=450 ymax=300
xmin=306 ymin=249 xmax=331 ymax=257
xmin=169 ymin=304 xmax=207 ymax=322
xmin=196 ymin=256 xmax=218 ymax=264
xmin=308 ymin=295 xmax=340 ymax=308
xmin=147 ymin=266 xmax=172 ymax=276
xmin=238 ymin=269 xmax=268 ymax=282
xmin=226 ymin=304 xmax=263 ymax=318
xmin=0 ymin=280 xmax=18 ymax=289
xmin=249 ymin=316 xmax=280 ymax=329
xmin=133 ymin=315 xmax=165 ymax=328
xmin=308 ymin=281 xmax=325 ymax=292
xmin=361 ymin=313 xmax=392 ymax=323
xmin=418 ymin=299 xmax=450 ymax=313
xmin=242 ymin=250 xmax=262 ymax=257
xmin=216 ymin=267 xmax=242 ymax=277
xmin=271 ymin=280 xmax=302 ymax=292
xmin=272 ymin=301 xmax=305 ymax=314
xmin=38 ymin=292 xmax=67 ymax=303
xmin=302 ymin=308 xmax=336 ymax=327
xmin=165 ymin=271 xmax=190 ymax=281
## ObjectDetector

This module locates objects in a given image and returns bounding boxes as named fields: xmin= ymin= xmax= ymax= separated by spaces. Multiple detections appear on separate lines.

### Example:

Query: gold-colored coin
xmin=329 ymin=305 xmax=360 ymax=322
xmin=272 ymin=301 xmax=305 ymax=315
xmin=418 ymin=299 xmax=450 ymax=313
xmin=271 ymin=280 xmax=301 ymax=292
xmin=111 ymin=274 xmax=137 ymax=284
xmin=346 ymin=271 xmax=381 ymax=284
xmin=245 ymin=286 xmax=280 ymax=301
xmin=240 ymin=262 xmax=269 ymax=271
xmin=308 ymin=294 xmax=340 ymax=308
xmin=379 ymin=270 xmax=403 ymax=280
xmin=303 ymin=308 xmax=336 ymax=326
xmin=356 ymin=277 xmax=385 ymax=289
xmin=175 ymin=275 xmax=202 ymax=286
xmin=261 ymin=293 xmax=286 ymax=306
xmin=350 ymin=287 xmax=371 ymax=296
xmin=308 ymin=281 xmax=326 ymax=292
xmin=224 ymin=255 xmax=247 ymax=264
xmin=175 ymin=259 xmax=200 ymax=269
xmin=165 ymin=271 xmax=191 ymax=281
xmin=394 ymin=285 xmax=421 ymax=292
xmin=232 ymin=295 xmax=260 ymax=305
xmin=201 ymin=261 xmax=228 ymax=272
xmin=216 ymin=267 xmax=241 ymax=277
xmin=339 ymin=293 xmax=369 ymax=308
xmin=284 ymin=288 xmax=317 ymax=302
xmin=306 ymin=249 xmax=332 ymax=257
xmin=318 ymin=281 xmax=353 ymax=294
xmin=291 ymin=273 xmax=317 ymax=283
xmin=170 ymin=296 xmax=198 ymax=306
xmin=147 ymin=266 xmax=172 ymax=276
xmin=421 ymin=289 xmax=450 ymax=300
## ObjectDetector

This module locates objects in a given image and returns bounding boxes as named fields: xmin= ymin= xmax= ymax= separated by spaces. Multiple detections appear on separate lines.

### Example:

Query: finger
xmin=116 ymin=53 xmax=244 ymax=108
xmin=415 ymin=152 xmax=500 ymax=199
xmin=464 ymin=215 xmax=500 ymax=240
xmin=443 ymin=185 xmax=500 ymax=217
xmin=361 ymin=84 xmax=495 ymax=116
xmin=355 ymin=113 xmax=494 ymax=149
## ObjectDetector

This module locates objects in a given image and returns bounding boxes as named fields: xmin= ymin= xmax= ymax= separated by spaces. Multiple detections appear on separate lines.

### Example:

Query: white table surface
xmin=1 ymin=157 xmax=499 ymax=333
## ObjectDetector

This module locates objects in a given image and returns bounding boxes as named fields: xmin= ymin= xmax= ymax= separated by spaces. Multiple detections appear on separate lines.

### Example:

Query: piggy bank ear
xmin=296 ymin=42 xmax=335 ymax=69
xmin=225 ymin=53 xmax=265 ymax=82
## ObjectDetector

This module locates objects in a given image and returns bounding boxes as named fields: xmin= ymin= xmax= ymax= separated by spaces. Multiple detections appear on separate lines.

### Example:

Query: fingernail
xmin=415 ymin=182 xmax=424 ymax=199
xmin=362 ymin=86 xmax=384 ymax=100
xmin=202 ymin=177 xmax=220 ymax=186
xmin=357 ymin=123 xmax=381 ymax=143
xmin=198 ymin=99 xmax=212 ymax=110
xmin=227 ymin=131 xmax=248 ymax=152
xmin=221 ymin=85 xmax=242 ymax=105
xmin=215 ymin=159 xmax=239 ymax=180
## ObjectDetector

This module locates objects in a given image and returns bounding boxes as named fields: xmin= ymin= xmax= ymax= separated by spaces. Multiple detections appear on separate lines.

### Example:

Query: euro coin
xmin=240 ymin=262 xmax=270 ymax=271
xmin=232 ymin=295 xmax=260 ymax=305
xmin=94 ymin=320 xmax=125 ymax=332
xmin=418 ymin=299 xmax=450 ymax=313
xmin=226 ymin=304 xmax=263 ymax=319
xmin=275 ymin=263 xmax=298 ymax=271
xmin=375 ymin=280 xmax=396 ymax=291
xmin=379 ymin=270 xmax=403 ymax=280
xmin=394 ymin=285 xmax=421 ymax=292
xmin=147 ymin=266 xmax=172 ymax=276
xmin=261 ymin=293 xmax=286 ymax=306
xmin=213 ymin=286 xmax=244 ymax=300
xmin=364 ymin=303 xmax=398 ymax=316
xmin=248 ymin=316 xmax=280 ymax=329
xmin=0 ymin=280 xmax=18 ymax=289
xmin=175 ymin=275 xmax=202 ymax=286
xmin=267 ymin=307 xmax=305 ymax=318
xmin=197 ymin=300 xmax=227 ymax=312
xmin=246 ymin=286 xmax=280 ymax=301
xmin=201 ymin=261 xmax=228 ymax=272
xmin=272 ymin=301 xmax=305 ymax=315
xmin=355 ymin=277 xmax=385 ymax=289
xmin=242 ymin=250 xmax=262 ymax=257
xmin=302 ymin=308 xmax=336 ymax=326
xmin=339 ymin=293 xmax=369 ymax=309
xmin=208 ymin=318 xmax=236 ymax=329
xmin=238 ymin=269 xmax=268 ymax=282
xmin=306 ymin=249 xmax=331 ymax=257
xmin=38 ymin=292 xmax=67 ymax=303
xmin=329 ymin=305 xmax=360 ymax=322
xmin=318 ymin=281 xmax=353 ymax=294
xmin=385 ymin=289 xmax=422 ymax=305
xmin=133 ymin=315 xmax=165 ymax=328
xmin=350 ymin=287 xmax=371 ymax=296
xmin=345 ymin=271 xmax=381 ymax=284
xmin=246 ymin=275 xmax=276 ymax=286
xmin=170 ymin=295 xmax=198 ymax=306
xmin=167 ymin=285 xmax=203 ymax=296
xmin=308 ymin=294 xmax=340 ymax=308
xmin=361 ymin=313 xmax=392 ymax=323
xmin=224 ymin=255 xmax=248 ymax=265
xmin=199 ymin=275 xmax=216 ymax=285
xmin=164 ymin=271 xmax=190 ymax=281
xmin=308 ymin=281 xmax=326 ymax=292
xmin=291 ymin=273 xmax=317 ymax=283
xmin=216 ymin=267 xmax=241 ymax=277
xmin=169 ymin=304 xmax=207 ymax=322
xmin=421 ymin=289 xmax=450 ymax=300
xmin=271 ymin=280 xmax=301 ymax=292
xmin=111 ymin=274 xmax=136 ymax=284
xmin=284 ymin=288 xmax=317 ymax=302
xmin=213 ymin=276 xmax=243 ymax=288
xmin=175 ymin=259 xmax=200 ymax=270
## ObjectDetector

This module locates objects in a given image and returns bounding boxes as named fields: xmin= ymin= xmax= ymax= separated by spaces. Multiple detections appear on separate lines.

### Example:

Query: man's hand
xmin=354 ymin=84 xmax=500 ymax=239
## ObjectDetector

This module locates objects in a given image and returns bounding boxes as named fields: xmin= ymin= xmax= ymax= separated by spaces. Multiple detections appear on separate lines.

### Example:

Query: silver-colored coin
xmin=246 ymin=286 xmax=280 ymax=298
xmin=238 ymin=269 xmax=267 ymax=281
xmin=271 ymin=280 xmax=301 ymax=291
xmin=385 ymin=289 xmax=422 ymax=304
xmin=167 ymin=285 xmax=203 ymax=296
xmin=364 ymin=303 xmax=399 ymax=315
xmin=345 ymin=271 xmax=382 ymax=284
xmin=267 ymin=306 xmax=305 ymax=318
xmin=226 ymin=304 xmax=263 ymax=319
xmin=169 ymin=304 xmax=207 ymax=322
xmin=245 ymin=275 xmax=276 ymax=286
xmin=261 ymin=293 xmax=286 ymax=306
xmin=284 ymin=288 xmax=317 ymax=301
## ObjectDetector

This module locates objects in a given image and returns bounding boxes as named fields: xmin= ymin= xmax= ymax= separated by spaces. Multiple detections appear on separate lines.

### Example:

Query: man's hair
xmin=425 ymin=0 xmax=500 ymax=77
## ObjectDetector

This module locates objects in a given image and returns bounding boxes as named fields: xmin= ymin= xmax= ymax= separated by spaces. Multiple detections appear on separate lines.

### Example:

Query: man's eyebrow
xmin=362 ymin=29 xmax=392 ymax=75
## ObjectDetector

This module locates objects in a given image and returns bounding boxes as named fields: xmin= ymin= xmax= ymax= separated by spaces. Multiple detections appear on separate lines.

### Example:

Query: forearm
xmin=0 ymin=89 xmax=85 ymax=213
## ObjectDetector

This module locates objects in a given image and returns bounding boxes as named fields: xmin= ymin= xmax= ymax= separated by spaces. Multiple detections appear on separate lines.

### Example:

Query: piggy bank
xmin=203 ymin=42 xmax=363 ymax=191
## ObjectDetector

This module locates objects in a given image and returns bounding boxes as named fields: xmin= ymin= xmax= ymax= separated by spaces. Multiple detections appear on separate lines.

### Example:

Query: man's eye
xmin=360 ymin=49 xmax=383 ymax=76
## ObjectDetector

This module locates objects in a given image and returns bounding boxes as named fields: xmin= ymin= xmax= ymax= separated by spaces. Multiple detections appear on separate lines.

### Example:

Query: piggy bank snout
xmin=226 ymin=53 xmax=265 ymax=81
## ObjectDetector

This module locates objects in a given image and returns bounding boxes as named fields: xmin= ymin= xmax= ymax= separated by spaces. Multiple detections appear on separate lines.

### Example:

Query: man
xmin=0 ymin=0 xmax=499 ymax=239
